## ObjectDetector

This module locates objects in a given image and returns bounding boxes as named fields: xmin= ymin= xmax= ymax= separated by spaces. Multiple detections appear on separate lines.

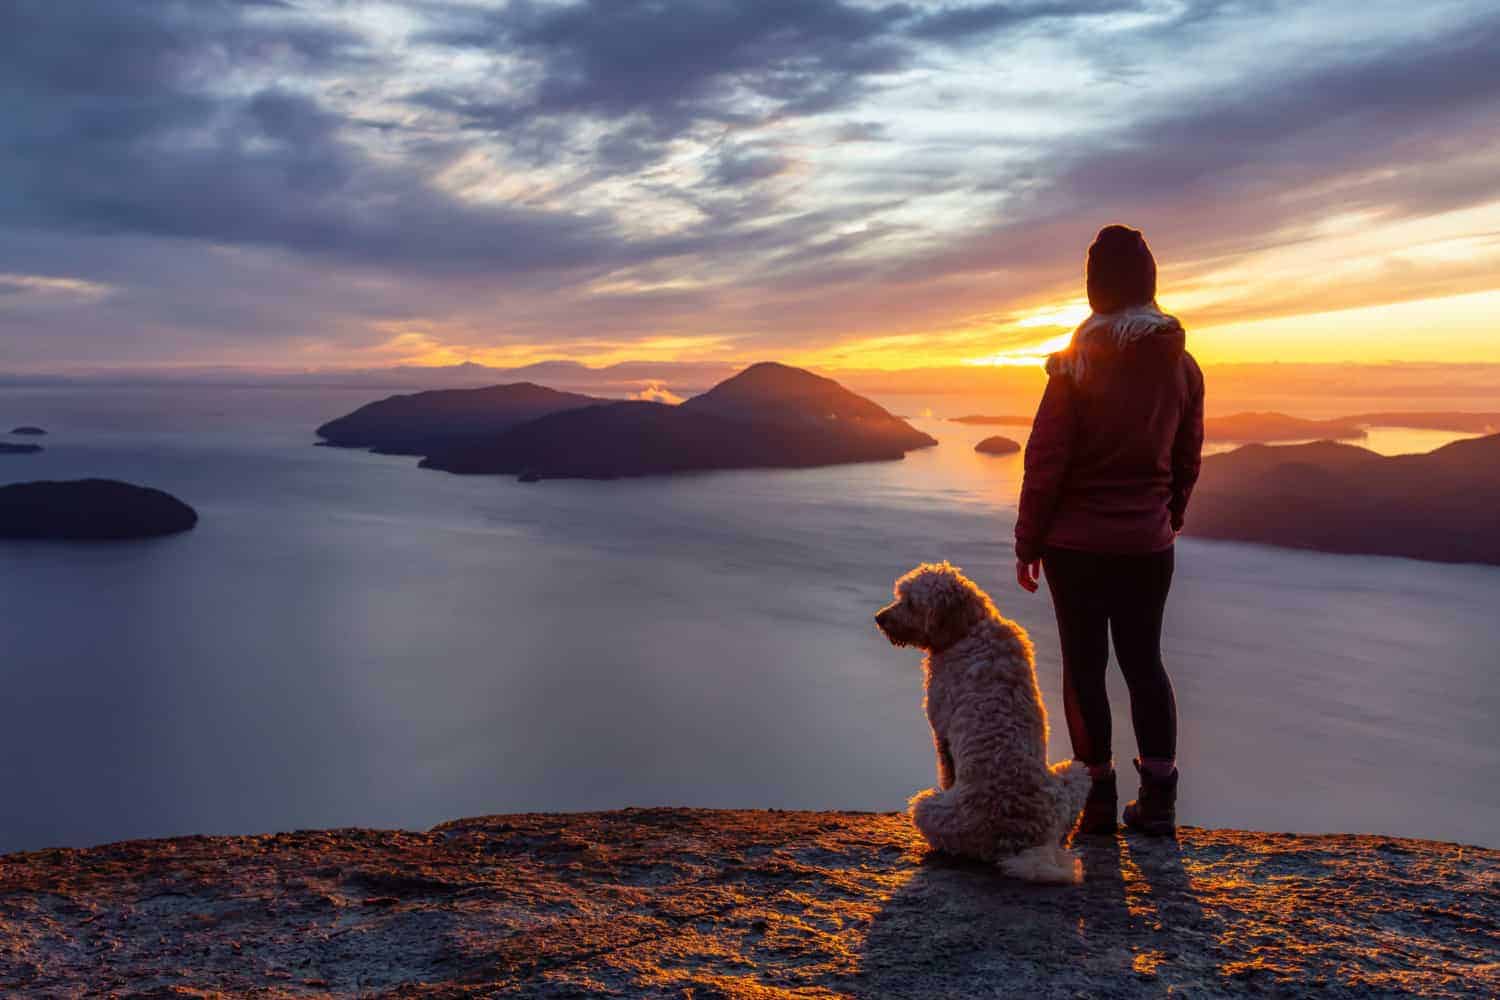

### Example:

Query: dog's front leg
xmin=935 ymin=735 xmax=955 ymax=790
xmin=926 ymin=679 xmax=955 ymax=791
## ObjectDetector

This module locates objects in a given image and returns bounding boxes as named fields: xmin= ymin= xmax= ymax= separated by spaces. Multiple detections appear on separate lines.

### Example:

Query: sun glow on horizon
xmin=286 ymin=247 xmax=1500 ymax=376
xmin=963 ymin=331 xmax=1074 ymax=367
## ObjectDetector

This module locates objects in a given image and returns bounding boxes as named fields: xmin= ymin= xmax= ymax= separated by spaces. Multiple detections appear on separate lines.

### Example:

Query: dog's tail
xmin=999 ymin=843 xmax=1083 ymax=884
xmin=997 ymin=762 xmax=1091 ymax=885
xmin=1050 ymin=758 xmax=1091 ymax=828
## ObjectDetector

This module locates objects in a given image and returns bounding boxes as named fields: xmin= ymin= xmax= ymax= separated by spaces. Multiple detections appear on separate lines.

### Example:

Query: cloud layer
xmin=2 ymin=0 xmax=1498 ymax=368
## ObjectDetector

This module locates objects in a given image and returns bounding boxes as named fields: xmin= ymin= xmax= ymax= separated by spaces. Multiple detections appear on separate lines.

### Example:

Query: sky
xmin=2 ymin=0 xmax=1499 ymax=373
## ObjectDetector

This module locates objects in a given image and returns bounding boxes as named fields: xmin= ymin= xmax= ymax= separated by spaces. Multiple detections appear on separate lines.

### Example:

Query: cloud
xmin=423 ymin=0 xmax=909 ymax=132
xmin=904 ymin=9 xmax=1500 ymax=296
xmin=708 ymin=143 xmax=797 ymax=186
xmin=0 ymin=1 xmax=677 ymax=281
xmin=631 ymin=382 xmax=686 ymax=405
xmin=907 ymin=0 xmax=1141 ymax=41
xmin=1 ymin=0 xmax=1498 ymax=368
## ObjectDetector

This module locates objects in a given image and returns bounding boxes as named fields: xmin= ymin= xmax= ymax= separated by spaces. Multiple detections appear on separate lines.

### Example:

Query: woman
xmin=1013 ymin=225 xmax=1204 ymax=837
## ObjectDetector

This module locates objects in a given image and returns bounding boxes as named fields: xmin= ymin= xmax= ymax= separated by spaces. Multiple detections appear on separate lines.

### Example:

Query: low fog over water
xmin=0 ymin=386 xmax=1495 ymax=852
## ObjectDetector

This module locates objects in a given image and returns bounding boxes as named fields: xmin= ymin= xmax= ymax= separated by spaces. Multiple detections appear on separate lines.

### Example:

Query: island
xmin=955 ymin=411 xmax=1368 ymax=444
xmin=0 ymin=443 xmax=42 ymax=455
xmin=0 ymin=808 xmax=1490 ymax=996
xmin=955 ymin=410 xmax=1500 ymax=444
xmin=0 ymin=479 xmax=198 ymax=540
xmin=323 ymin=362 xmax=936 ymax=480
xmin=1201 ymin=412 xmax=1366 ymax=443
xmin=1343 ymin=411 xmax=1500 ymax=433
xmin=952 ymin=414 xmax=1032 ymax=426
xmin=315 ymin=382 xmax=602 ymax=455
xmin=974 ymin=435 xmax=1022 ymax=456
xmin=1184 ymin=433 xmax=1500 ymax=564
xmin=9 ymin=426 xmax=46 ymax=436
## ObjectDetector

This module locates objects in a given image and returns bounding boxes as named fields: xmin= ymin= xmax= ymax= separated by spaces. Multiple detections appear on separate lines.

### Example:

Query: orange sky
xmin=5 ymin=1 xmax=1498 ymax=373
xmin=356 ymin=195 xmax=1500 ymax=374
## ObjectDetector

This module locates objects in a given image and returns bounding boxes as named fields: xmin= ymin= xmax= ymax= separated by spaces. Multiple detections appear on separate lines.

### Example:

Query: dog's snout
xmin=875 ymin=607 xmax=891 ymax=627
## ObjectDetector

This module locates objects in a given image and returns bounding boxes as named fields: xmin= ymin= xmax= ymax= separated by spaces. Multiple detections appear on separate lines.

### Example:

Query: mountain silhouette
xmin=1199 ymin=412 xmax=1366 ymax=443
xmin=316 ymin=382 xmax=602 ymax=455
xmin=953 ymin=411 xmax=1369 ymax=444
xmin=1186 ymin=434 xmax=1500 ymax=564
xmin=679 ymin=362 xmax=934 ymax=453
xmin=325 ymin=362 xmax=941 ymax=479
xmin=421 ymin=363 xmax=936 ymax=479
xmin=0 ymin=479 xmax=198 ymax=540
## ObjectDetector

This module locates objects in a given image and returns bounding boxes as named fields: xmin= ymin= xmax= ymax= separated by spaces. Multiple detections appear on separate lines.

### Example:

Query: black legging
xmin=1042 ymin=545 xmax=1177 ymax=767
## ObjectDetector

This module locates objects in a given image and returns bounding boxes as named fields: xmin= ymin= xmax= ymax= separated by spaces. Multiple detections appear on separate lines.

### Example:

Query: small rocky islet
xmin=0 ymin=479 xmax=197 ymax=540
xmin=974 ymin=434 xmax=1022 ymax=456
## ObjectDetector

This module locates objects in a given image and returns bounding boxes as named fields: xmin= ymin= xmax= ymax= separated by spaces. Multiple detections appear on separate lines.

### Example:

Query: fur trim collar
xmin=1046 ymin=303 xmax=1183 ymax=382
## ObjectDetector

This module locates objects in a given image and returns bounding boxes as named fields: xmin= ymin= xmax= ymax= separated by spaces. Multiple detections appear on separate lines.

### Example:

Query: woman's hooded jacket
xmin=1014 ymin=303 xmax=1205 ymax=563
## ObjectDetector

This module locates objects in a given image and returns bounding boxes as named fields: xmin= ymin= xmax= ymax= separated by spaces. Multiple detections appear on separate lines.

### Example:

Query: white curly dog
xmin=876 ymin=562 xmax=1091 ymax=884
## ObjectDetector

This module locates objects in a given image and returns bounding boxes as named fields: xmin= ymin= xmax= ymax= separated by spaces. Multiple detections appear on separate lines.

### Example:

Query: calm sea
xmin=0 ymin=385 xmax=1495 ymax=852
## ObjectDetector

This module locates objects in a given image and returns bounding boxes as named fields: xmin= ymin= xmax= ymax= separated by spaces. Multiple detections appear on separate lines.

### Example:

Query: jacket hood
xmin=1046 ymin=303 xmax=1184 ymax=382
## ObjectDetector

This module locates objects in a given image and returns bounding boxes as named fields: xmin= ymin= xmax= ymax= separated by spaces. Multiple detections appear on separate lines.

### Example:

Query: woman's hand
xmin=1016 ymin=558 xmax=1041 ymax=593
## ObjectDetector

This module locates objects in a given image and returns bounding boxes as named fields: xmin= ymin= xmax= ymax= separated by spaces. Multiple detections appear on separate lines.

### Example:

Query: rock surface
xmin=974 ymin=434 xmax=1021 ymax=456
xmin=0 ymin=478 xmax=197 ymax=540
xmin=1 ymin=808 xmax=1492 ymax=997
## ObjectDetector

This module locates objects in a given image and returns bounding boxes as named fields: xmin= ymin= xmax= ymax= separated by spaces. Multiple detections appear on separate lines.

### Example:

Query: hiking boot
xmin=1076 ymin=771 xmax=1118 ymax=836
xmin=1123 ymin=759 xmax=1177 ymax=837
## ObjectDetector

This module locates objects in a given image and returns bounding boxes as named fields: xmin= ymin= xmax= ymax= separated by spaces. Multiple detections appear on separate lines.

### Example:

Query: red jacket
xmin=1015 ymin=308 xmax=1204 ymax=562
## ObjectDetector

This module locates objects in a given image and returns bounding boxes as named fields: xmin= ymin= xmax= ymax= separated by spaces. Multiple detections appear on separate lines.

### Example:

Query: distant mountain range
xmin=320 ymin=362 xmax=936 ymax=480
xmin=1340 ymin=412 xmax=1500 ymax=433
xmin=1186 ymin=434 xmax=1500 ymax=565
xmin=10 ymin=363 xmax=1500 ymax=425
xmin=1200 ymin=413 xmax=1367 ymax=443
xmin=951 ymin=410 xmax=1499 ymax=442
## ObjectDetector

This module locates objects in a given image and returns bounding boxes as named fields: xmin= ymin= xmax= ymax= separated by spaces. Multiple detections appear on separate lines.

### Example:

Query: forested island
xmin=321 ymin=362 xmax=936 ymax=480
xmin=1186 ymin=434 xmax=1500 ymax=564
xmin=0 ymin=479 xmax=198 ymax=540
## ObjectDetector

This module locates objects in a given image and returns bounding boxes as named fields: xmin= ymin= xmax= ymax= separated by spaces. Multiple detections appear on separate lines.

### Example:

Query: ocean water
xmin=0 ymin=386 xmax=1496 ymax=853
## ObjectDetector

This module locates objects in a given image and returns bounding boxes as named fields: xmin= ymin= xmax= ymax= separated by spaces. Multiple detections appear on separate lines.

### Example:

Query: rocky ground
xmin=1 ymin=809 xmax=1495 ymax=997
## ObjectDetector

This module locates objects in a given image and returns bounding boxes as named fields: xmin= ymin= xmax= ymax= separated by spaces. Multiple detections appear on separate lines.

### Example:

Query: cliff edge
xmin=1 ymin=809 xmax=1493 ymax=997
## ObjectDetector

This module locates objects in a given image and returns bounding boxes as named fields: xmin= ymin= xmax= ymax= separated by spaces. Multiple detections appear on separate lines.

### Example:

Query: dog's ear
xmin=923 ymin=573 xmax=977 ymax=651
